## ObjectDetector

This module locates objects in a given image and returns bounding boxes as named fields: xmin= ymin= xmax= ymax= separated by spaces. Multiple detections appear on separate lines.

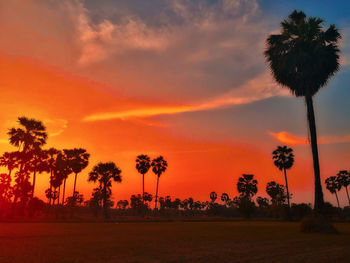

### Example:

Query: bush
xmin=300 ymin=215 xmax=338 ymax=234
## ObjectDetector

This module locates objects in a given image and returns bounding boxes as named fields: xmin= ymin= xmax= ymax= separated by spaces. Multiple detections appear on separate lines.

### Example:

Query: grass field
xmin=0 ymin=221 xmax=349 ymax=263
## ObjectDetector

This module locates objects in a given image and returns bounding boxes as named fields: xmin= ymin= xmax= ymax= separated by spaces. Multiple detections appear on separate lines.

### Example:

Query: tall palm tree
xmin=325 ymin=176 xmax=341 ymax=208
xmin=64 ymin=148 xmax=90 ymax=198
xmin=265 ymin=10 xmax=341 ymax=212
xmin=8 ymin=117 xmax=47 ymax=153
xmin=45 ymin=148 xmax=60 ymax=205
xmin=337 ymin=170 xmax=350 ymax=205
xmin=27 ymin=149 xmax=49 ymax=199
xmin=88 ymin=162 xmax=122 ymax=218
xmin=151 ymin=156 xmax=168 ymax=209
xmin=272 ymin=146 xmax=294 ymax=208
xmin=0 ymin=152 xmax=19 ymax=177
xmin=136 ymin=154 xmax=151 ymax=204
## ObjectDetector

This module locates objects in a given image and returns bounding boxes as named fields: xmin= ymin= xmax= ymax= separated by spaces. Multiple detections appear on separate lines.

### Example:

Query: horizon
xmin=0 ymin=0 xmax=349 ymax=207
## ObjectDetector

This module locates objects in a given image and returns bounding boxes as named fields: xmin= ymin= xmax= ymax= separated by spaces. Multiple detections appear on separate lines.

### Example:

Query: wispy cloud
xmin=269 ymin=131 xmax=350 ymax=145
xmin=83 ymin=73 xmax=288 ymax=122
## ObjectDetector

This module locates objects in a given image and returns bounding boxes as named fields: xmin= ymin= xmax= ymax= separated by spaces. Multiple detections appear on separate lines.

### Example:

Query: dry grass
xmin=0 ymin=221 xmax=349 ymax=263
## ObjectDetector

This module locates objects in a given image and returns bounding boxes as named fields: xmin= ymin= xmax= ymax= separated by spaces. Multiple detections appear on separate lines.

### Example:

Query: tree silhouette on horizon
xmin=325 ymin=176 xmax=341 ymax=208
xmin=136 ymin=154 xmax=151 ymax=204
xmin=88 ymin=162 xmax=122 ymax=218
xmin=151 ymin=156 xmax=167 ymax=209
xmin=337 ymin=170 xmax=350 ymax=205
xmin=272 ymin=146 xmax=294 ymax=208
xmin=265 ymin=10 xmax=341 ymax=212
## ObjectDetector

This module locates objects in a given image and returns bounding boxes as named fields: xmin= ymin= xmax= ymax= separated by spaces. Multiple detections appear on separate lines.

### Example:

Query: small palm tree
xmin=64 ymin=148 xmax=90 ymax=198
xmin=88 ymin=162 xmax=122 ymax=218
xmin=210 ymin=191 xmax=217 ymax=203
xmin=325 ymin=176 xmax=341 ymax=208
xmin=265 ymin=10 xmax=341 ymax=212
xmin=272 ymin=146 xmax=294 ymax=208
xmin=221 ymin=193 xmax=230 ymax=207
xmin=237 ymin=174 xmax=258 ymax=200
xmin=336 ymin=170 xmax=350 ymax=205
xmin=0 ymin=152 xmax=19 ymax=177
xmin=151 ymin=156 xmax=167 ymax=209
xmin=136 ymin=154 xmax=151 ymax=204
xmin=27 ymin=149 xmax=49 ymax=198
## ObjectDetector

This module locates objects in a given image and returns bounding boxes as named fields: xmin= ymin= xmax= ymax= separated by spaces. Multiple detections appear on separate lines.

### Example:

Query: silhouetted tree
xmin=64 ymin=148 xmax=90 ymax=200
xmin=0 ymin=173 xmax=13 ymax=203
xmin=272 ymin=146 xmax=294 ymax=208
xmin=117 ymin=200 xmax=129 ymax=210
xmin=151 ymin=156 xmax=167 ymax=209
xmin=136 ymin=154 xmax=151 ymax=204
xmin=337 ymin=170 xmax=350 ymax=205
xmin=265 ymin=10 xmax=341 ymax=212
xmin=46 ymin=148 xmax=60 ymax=205
xmin=0 ymin=152 xmax=19 ymax=177
xmin=237 ymin=174 xmax=258 ymax=199
xmin=88 ymin=162 xmax=122 ymax=218
xmin=266 ymin=181 xmax=287 ymax=206
xmin=27 ymin=149 xmax=49 ymax=199
xmin=210 ymin=191 xmax=217 ymax=203
xmin=256 ymin=197 xmax=269 ymax=208
xmin=221 ymin=193 xmax=230 ymax=207
xmin=325 ymin=176 xmax=341 ymax=208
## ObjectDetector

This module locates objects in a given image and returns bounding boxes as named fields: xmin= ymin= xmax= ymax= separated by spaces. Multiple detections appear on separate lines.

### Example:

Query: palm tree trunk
xmin=345 ymin=186 xmax=350 ymax=206
xmin=283 ymin=168 xmax=290 ymax=208
xmin=103 ymin=184 xmax=108 ymax=218
xmin=155 ymin=175 xmax=160 ymax=209
xmin=62 ymin=178 xmax=67 ymax=206
xmin=142 ymin=173 xmax=145 ymax=204
xmin=32 ymin=170 xmax=36 ymax=199
xmin=58 ymin=185 xmax=61 ymax=206
xmin=305 ymin=95 xmax=324 ymax=212
xmin=335 ymin=192 xmax=340 ymax=208
xmin=73 ymin=172 xmax=78 ymax=196
xmin=49 ymin=169 xmax=53 ymax=205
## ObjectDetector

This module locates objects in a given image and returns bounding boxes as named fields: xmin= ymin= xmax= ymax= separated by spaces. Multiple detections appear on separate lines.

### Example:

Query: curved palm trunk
xmin=49 ymin=169 xmax=53 ymax=205
xmin=335 ymin=192 xmax=340 ymax=209
xmin=345 ymin=186 xmax=350 ymax=205
xmin=305 ymin=95 xmax=324 ymax=212
xmin=62 ymin=178 xmax=67 ymax=206
xmin=154 ymin=175 xmax=160 ymax=209
xmin=283 ymin=168 xmax=290 ymax=208
xmin=142 ymin=173 xmax=145 ymax=204
xmin=73 ymin=172 xmax=78 ymax=196
xmin=32 ymin=170 xmax=36 ymax=199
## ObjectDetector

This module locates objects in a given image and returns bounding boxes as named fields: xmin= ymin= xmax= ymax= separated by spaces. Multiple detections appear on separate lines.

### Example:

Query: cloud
xmin=83 ymin=73 xmax=289 ymax=122
xmin=44 ymin=119 xmax=68 ymax=137
xmin=269 ymin=131 xmax=350 ymax=145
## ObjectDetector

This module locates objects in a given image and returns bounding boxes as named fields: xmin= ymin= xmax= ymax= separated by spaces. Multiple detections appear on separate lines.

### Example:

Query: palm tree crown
xmin=151 ymin=156 xmax=168 ymax=177
xmin=272 ymin=146 xmax=294 ymax=171
xmin=8 ymin=117 xmax=47 ymax=152
xmin=136 ymin=155 xmax=151 ymax=175
xmin=265 ymin=10 xmax=341 ymax=97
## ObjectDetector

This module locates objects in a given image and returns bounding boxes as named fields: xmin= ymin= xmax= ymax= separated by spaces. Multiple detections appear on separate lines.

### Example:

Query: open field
xmin=0 ymin=221 xmax=349 ymax=263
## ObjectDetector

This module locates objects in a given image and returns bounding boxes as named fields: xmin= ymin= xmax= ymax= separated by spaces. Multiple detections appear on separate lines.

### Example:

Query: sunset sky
xmin=0 ymin=0 xmax=349 ymax=206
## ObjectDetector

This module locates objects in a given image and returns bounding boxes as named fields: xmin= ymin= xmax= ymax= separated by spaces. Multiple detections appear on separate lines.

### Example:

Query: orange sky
xmin=0 ymin=0 xmax=349 ymax=207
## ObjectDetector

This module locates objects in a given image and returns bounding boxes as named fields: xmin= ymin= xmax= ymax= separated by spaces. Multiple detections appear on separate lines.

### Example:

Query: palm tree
xmin=46 ymin=148 xmax=60 ymax=205
xmin=136 ymin=154 xmax=151 ymax=204
xmin=8 ymin=117 xmax=47 ymax=153
xmin=237 ymin=174 xmax=258 ymax=200
xmin=221 ymin=193 xmax=229 ymax=207
xmin=0 ymin=152 xmax=19 ymax=177
xmin=210 ymin=191 xmax=217 ymax=203
xmin=325 ymin=176 xmax=341 ymax=208
xmin=27 ymin=149 xmax=49 ymax=199
xmin=151 ymin=156 xmax=168 ymax=209
xmin=272 ymin=146 xmax=294 ymax=208
xmin=88 ymin=162 xmax=122 ymax=218
xmin=336 ymin=170 xmax=350 ymax=205
xmin=265 ymin=10 xmax=341 ymax=212
xmin=64 ymin=148 xmax=90 ymax=199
